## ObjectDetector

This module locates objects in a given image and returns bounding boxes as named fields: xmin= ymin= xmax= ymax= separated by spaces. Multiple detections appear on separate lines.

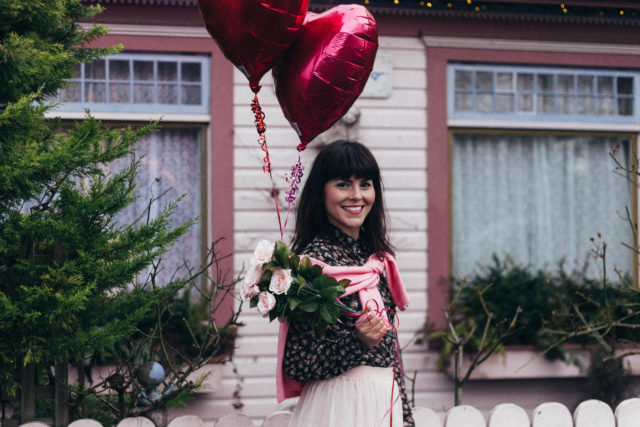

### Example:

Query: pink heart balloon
xmin=198 ymin=0 xmax=309 ymax=92
xmin=273 ymin=4 xmax=378 ymax=148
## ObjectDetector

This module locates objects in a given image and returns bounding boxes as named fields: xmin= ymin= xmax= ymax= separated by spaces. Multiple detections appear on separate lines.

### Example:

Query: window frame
xmin=55 ymin=52 xmax=211 ymax=115
xmin=448 ymin=63 xmax=639 ymax=124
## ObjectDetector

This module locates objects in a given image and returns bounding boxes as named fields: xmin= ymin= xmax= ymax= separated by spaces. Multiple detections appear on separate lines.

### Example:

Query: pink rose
xmin=256 ymin=291 xmax=276 ymax=316
xmin=240 ymin=281 xmax=260 ymax=302
xmin=269 ymin=268 xmax=292 ymax=295
xmin=252 ymin=240 xmax=274 ymax=266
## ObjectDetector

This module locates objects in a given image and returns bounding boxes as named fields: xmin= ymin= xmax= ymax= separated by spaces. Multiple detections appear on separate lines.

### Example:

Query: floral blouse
xmin=283 ymin=226 xmax=415 ymax=426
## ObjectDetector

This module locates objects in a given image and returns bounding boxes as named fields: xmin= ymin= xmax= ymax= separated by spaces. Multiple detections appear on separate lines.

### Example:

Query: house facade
xmin=67 ymin=0 xmax=640 ymax=424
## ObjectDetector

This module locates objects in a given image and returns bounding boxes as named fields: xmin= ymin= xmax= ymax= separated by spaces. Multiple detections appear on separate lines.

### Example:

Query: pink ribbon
xmin=276 ymin=252 xmax=409 ymax=402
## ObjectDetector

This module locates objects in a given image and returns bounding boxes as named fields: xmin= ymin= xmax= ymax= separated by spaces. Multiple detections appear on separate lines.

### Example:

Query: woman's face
xmin=323 ymin=175 xmax=375 ymax=240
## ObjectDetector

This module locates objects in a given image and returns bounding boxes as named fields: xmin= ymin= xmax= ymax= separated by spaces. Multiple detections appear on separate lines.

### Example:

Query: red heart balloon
xmin=273 ymin=5 xmax=378 ymax=148
xmin=198 ymin=0 xmax=309 ymax=92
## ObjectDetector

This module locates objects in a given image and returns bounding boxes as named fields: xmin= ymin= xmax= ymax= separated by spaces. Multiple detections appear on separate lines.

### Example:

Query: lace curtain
xmin=452 ymin=133 xmax=632 ymax=279
xmin=109 ymin=127 xmax=203 ymax=286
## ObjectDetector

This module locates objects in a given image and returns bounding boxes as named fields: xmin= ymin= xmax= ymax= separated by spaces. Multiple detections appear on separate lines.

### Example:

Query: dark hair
xmin=291 ymin=140 xmax=394 ymax=256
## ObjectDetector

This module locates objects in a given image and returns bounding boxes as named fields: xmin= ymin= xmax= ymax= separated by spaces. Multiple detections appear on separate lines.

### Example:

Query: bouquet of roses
xmin=241 ymin=240 xmax=359 ymax=334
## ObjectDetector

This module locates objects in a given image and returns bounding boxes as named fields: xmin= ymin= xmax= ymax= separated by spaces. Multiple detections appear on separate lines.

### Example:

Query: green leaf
xmin=273 ymin=241 xmax=289 ymax=266
xmin=288 ymin=297 xmax=301 ymax=311
xmin=319 ymin=305 xmax=334 ymax=324
xmin=338 ymin=279 xmax=351 ymax=289
xmin=249 ymin=297 xmax=258 ymax=308
xmin=299 ymin=302 xmax=319 ymax=313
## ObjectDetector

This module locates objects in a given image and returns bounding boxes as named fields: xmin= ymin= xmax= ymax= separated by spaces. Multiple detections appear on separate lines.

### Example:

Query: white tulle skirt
xmin=289 ymin=365 xmax=403 ymax=427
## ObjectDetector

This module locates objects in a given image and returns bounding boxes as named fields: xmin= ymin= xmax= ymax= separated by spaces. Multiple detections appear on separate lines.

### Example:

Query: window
xmin=451 ymin=132 xmax=633 ymax=279
xmin=55 ymin=53 xmax=210 ymax=114
xmin=449 ymin=64 xmax=638 ymax=124
xmin=448 ymin=63 xmax=636 ymax=280
xmin=108 ymin=127 xmax=204 ymax=286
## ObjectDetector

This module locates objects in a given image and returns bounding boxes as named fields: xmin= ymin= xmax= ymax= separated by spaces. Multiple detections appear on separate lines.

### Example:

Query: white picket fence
xmin=15 ymin=398 xmax=640 ymax=427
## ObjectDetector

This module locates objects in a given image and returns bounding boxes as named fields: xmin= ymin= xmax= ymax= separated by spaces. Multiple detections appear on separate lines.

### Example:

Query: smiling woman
xmin=284 ymin=140 xmax=415 ymax=427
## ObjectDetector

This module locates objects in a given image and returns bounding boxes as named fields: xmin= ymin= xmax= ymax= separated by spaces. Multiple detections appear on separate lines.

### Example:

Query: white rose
xmin=244 ymin=264 xmax=262 ymax=287
xmin=252 ymin=240 xmax=274 ymax=266
xmin=240 ymin=281 xmax=261 ymax=302
xmin=256 ymin=291 xmax=276 ymax=317
xmin=269 ymin=268 xmax=292 ymax=295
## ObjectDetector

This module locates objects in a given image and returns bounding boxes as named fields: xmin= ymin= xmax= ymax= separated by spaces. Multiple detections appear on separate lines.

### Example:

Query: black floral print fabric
xmin=283 ymin=226 xmax=415 ymax=426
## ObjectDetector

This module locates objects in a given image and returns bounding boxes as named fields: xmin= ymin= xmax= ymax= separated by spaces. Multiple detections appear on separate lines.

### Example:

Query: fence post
xmin=20 ymin=364 xmax=36 ymax=424
xmin=54 ymin=363 xmax=69 ymax=427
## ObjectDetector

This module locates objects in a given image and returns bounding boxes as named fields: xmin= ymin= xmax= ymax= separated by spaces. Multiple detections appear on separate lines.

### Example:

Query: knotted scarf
xmin=276 ymin=252 xmax=410 ymax=402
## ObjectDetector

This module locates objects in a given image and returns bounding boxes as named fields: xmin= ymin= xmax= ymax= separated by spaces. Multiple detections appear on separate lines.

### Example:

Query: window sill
xmin=445 ymin=347 xmax=640 ymax=380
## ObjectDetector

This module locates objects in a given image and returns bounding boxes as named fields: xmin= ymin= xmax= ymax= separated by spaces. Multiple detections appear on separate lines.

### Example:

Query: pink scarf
xmin=276 ymin=252 xmax=410 ymax=402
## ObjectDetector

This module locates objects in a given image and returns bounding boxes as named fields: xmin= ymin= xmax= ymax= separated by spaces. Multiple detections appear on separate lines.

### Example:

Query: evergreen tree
xmin=0 ymin=0 xmax=190 ymax=398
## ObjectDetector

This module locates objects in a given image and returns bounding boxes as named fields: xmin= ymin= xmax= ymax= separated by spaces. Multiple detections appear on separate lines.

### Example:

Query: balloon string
xmin=251 ymin=94 xmax=283 ymax=238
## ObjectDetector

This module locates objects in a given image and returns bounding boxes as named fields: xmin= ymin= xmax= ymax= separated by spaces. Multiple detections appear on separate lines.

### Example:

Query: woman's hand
xmin=355 ymin=311 xmax=389 ymax=349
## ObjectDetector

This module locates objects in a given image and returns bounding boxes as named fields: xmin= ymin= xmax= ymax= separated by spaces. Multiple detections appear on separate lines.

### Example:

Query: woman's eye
xmin=336 ymin=182 xmax=350 ymax=188
xmin=361 ymin=181 xmax=373 ymax=188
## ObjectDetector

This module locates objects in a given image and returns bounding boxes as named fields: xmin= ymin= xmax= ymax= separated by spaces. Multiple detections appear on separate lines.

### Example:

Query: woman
xmin=278 ymin=140 xmax=415 ymax=426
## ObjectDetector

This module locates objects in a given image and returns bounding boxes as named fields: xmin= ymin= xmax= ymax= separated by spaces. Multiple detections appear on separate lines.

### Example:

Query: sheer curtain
xmin=109 ymin=127 xmax=203 ymax=286
xmin=452 ymin=133 xmax=632 ymax=279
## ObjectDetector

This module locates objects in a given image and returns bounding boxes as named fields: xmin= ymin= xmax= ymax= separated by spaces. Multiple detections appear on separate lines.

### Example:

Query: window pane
xmin=517 ymin=73 xmax=534 ymax=91
xmin=181 ymin=85 xmax=202 ymax=105
xmin=134 ymin=84 xmax=154 ymax=103
xmin=537 ymin=74 xmax=554 ymax=92
xmin=618 ymin=98 xmax=633 ymax=116
xmin=578 ymin=76 xmax=594 ymax=93
xmin=598 ymin=76 xmax=614 ymax=94
xmin=60 ymin=84 xmax=81 ymax=102
xmin=517 ymin=94 xmax=533 ymax=112
xmin=85 ymin=83 xmax=105 ymax=102
xmin=158 ymin=84 xmax=178 ymax=104
xmin=558 ymin=75 xmax=574 ymax=93
xmin=617 ymin=77 xmax=633 ymax=95
xmin=476 ymin=72 xmax=493 ymax=91
xmin=158 ymin=62 xmax=177 ymax=81
xmin=134 ymin=61 xmax=154 ymax=81
xmin=109 ymin=83 xmax=130 ymax=103
xmin=477 ymin=93 xmax=493 ymax=112
xmin=578 ymin=96 xmax=595 ymax=115
xmin=598 ymin=97 xmax=614 ymax=115
xmin=537 ymin=94 xmax=554 ymax=113
xmin=496 ymin=94 xmax=514 ymax=112
xmin=455 ymin=70 xmax=472 ymax=90
xmin=109 ymin=60 xmax=130 ymax=81
xmin=85 ymin=60 xmax=105 ymax=79
xmin=452 ymin=133 xmax=632 ymax=280
xmin=455 ymin=93 xmax=472 ymax=111
xmin=496 ymin=72 xmax=513 ymax=91
xmin=558 ymin=95 xmax=574 ymax=114
xmin=181 ymin=63 xmax=201 ymax=82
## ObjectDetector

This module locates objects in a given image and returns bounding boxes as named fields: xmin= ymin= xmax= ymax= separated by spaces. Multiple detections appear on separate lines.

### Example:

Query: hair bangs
xmin=323 ymin=143 xmax=380 ymax=182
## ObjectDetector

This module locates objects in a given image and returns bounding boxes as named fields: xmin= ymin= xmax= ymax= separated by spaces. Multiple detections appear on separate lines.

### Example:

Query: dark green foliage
xmin=0 ymin=0 xmax=190 ymax=397
xmin=442 ymin=255 xmax=639 ymax=356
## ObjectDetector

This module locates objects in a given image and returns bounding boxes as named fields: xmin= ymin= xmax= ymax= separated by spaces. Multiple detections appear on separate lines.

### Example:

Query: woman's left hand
xmin=355 ymin=311 xmax=389 ymax=349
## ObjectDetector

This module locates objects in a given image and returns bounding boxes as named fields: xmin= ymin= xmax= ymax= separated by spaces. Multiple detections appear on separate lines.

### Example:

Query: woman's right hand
xmin=355 ymin=311 xmax=389 ymax=349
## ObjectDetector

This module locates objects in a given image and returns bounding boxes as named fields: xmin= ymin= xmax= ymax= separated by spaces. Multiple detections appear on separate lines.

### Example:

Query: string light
xmin=474 ymin=6 xmax=479 ymax=12
xmin=447 ymin=2 xmax=452 ymax=7
xmin=620 ymin=10 xmax=625 ymax=15
xmin=427 ymin=2 xmax=432 ymax=6
xmin=467 ymin=0 xmax=472 ymax=4
xmin=393 ymin=0 xmax=399 ymax=4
